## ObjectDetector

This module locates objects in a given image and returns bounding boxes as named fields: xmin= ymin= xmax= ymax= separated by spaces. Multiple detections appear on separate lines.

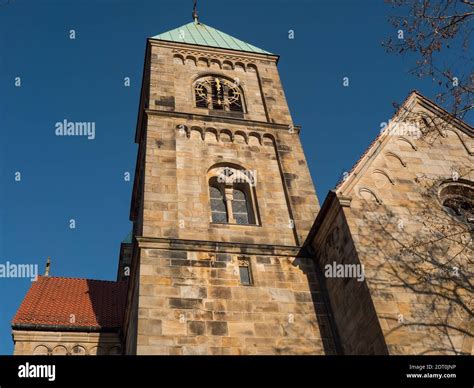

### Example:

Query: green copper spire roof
xmin=151 ymin=21 xmax=272 ymax=55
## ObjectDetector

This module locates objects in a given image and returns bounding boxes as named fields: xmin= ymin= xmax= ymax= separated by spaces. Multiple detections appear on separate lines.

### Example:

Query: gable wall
xmin=337 ymin=103 xmax=473 ymax=354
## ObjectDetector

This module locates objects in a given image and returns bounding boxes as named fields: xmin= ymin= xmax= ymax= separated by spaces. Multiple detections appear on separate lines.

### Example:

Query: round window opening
xmin=438 ymin=181 xmax=474 ymax=226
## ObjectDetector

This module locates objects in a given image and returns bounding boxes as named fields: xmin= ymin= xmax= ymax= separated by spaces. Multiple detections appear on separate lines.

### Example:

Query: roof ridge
xmin=409 ymin=90 xmax=474 ymax=131
xmin=37 ymin=275 xmax=125 ymax=284
xmin=335 ymin=90 xmax=473 ymax=192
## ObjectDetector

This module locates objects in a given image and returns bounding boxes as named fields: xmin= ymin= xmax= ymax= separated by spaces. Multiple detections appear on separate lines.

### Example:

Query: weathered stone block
xmin=168 ymin=298 xmax=202 ymax=309
xmin=187 ymin=321 xmax=206 ymax=336
xmin=209 ymin=286 xmax=232 ymax=299
xmin=206 ymin=321 xmax=229 ymax=336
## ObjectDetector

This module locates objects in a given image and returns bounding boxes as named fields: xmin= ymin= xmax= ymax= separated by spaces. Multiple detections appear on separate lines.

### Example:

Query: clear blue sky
xmin=0 ymin=0 xmax=463 ymax=355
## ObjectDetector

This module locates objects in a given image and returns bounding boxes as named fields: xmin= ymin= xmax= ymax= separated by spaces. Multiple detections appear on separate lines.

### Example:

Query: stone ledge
xmin=136 ymin=236 xmax=304 ymax=257
xmin=144 ymin=109 xmax=300 ymax=133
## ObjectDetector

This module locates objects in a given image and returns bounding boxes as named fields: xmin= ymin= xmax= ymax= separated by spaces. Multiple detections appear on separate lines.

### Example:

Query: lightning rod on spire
xmin=192 ymin=0 xmax=199 ymax=23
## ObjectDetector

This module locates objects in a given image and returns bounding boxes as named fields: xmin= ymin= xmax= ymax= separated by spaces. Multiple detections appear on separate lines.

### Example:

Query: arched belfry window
xmin=195 ymin=76 xmax=244 ymax=112
xmin=208 ymin=166 xmax=258 ymax=225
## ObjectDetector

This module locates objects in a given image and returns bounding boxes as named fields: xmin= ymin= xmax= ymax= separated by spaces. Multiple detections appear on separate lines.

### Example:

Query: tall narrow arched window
xmin=210 ymin=185 xmax=228 ymax=223
xmin=232 ymin=188 xmax=250 ymax=225
xmin=195 ymin=76 xmax=244 ymax=112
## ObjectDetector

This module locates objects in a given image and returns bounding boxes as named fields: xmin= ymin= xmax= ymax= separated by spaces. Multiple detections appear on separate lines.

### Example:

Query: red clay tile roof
xmin=12 ymin=276 xmax=127 ymax=331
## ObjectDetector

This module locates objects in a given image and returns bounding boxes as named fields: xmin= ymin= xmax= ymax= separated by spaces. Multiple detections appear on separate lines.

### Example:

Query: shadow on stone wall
xmin=352 ymin=177 xmax=472 ymax=354
xmin=293 ymin=251 xmax=343 ymax=355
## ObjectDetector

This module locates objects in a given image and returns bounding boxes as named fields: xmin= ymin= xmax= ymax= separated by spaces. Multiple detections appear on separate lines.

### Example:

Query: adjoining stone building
xmin=12 ymin=18 xmax=473 ymax=355
xmin=305 ymin=92 xmax=473 ymax=355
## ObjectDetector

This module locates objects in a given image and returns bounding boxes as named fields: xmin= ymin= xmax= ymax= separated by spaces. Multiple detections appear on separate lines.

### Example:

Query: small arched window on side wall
xmin=195 ymin=76 xmax=244 ymax=113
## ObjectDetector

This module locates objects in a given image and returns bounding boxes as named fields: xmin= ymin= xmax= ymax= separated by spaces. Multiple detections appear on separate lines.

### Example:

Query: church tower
xmin=122 ymin=15 xmax=335 ymax=355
